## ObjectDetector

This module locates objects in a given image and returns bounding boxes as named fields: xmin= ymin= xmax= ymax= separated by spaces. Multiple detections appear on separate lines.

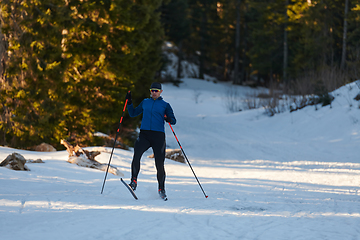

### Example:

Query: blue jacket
xmin=127 ymin=96 xmax=176 ymax=133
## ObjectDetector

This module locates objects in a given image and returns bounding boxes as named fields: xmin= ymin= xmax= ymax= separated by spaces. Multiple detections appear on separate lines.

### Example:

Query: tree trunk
xmin=0 ymin=25 xmax=8 ymax=145
xmin=283 ymin=0 xmax=288 ymax=83
xmin=199 ymin=6 xmax=207 ymax=80
xmin=177 ymin=40 xmax=183 ymax=79
xmin=341 ymin=0 xmax=349 ymax=70
xmin=233 ymin=0 xmax=241 ymax=84
xmin=241 ymin=2 xmax=248 ymax=83
xmin=0 ymin=25 xmax=7 ymax=84
xmin=60 ymin=139 xmax=100 ymax=160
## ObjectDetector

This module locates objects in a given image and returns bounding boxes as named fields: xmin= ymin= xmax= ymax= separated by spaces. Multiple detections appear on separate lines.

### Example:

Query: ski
xmin=120 ymin=178 xmax=138 ymax=200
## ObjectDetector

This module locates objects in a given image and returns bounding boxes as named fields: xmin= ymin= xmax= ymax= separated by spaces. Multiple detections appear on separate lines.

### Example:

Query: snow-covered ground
xmin=1 ymin=78 xmax=360 ymax=240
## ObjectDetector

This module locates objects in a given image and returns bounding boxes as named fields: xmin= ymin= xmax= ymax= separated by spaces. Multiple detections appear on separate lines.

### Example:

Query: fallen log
xmin=60 ymin=139 xmax=123 ymax=176
xmin=148 ymin=149 xmax=185 ymax=164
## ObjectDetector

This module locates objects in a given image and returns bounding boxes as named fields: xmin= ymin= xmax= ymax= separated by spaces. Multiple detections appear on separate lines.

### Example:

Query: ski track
xmin=2 ymin=152 xmax=360 ymax=239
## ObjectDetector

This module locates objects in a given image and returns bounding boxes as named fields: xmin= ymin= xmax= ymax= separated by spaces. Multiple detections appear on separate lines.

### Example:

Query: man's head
xmin=150 ymin=82 xmax=163 ymax=99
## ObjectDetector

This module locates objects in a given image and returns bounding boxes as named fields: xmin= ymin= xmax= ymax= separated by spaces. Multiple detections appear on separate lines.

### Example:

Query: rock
xmin=35 ymin=143 xmax=56 ymax=152
xmin=0 ymin=153 xmax=30 ymax=171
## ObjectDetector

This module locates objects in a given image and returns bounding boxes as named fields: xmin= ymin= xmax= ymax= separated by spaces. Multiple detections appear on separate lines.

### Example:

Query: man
xmin=125 ymin=82 xmax=176 ymax=199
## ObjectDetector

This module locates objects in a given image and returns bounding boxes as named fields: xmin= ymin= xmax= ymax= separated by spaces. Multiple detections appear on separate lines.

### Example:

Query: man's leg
xmin=131 ymin=132 xmax=151 ymax=182
xmin=152 ymin=132 xmax=166 ymax=190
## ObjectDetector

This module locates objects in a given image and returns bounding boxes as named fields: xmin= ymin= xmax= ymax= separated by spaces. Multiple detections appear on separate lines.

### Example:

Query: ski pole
xmin=167 ymin=122 xmax=208 ymax=198
xmin=101 ymin=91 xmax=130 ymax=194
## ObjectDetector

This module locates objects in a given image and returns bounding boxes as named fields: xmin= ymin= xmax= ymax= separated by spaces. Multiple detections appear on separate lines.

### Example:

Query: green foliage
xmin=186 ymin=0 xmax=220 ymax=79
xmin=161 ymin=0 xmax=190 ymax=44
xmin=247 ymin=0 xmax=285 ymax=78
xmin=0 ymin=0 xmax=163 ymax=148
xmin=1 ymin=0 xmax=359 ymax=149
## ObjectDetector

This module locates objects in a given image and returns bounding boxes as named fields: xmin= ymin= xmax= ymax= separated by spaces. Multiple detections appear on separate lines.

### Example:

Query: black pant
xmin=131 ymin=130 xmax=166 ymax=190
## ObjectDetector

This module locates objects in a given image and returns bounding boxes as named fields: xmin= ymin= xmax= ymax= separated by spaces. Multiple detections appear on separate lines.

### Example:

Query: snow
xmin=1 ymin=78 xmax=360 ymax=240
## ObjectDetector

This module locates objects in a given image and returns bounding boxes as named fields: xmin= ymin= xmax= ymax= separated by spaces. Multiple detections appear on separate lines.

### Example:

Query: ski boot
xmin=158 ymin=189 xmax=167 ymax=201
xmin=129 ymin=178 xmax=137 ymax=191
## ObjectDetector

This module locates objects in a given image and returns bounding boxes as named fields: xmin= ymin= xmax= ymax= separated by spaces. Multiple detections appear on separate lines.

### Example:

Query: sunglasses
xmin=150 ymin=89 xmax=161 ymax=93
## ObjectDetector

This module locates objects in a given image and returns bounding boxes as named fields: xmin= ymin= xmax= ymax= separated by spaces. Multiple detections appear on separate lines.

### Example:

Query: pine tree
xmin=161 ymin=0 xmax=190 ymax=78
xmin=247 ymin=0 xmax=285 ymax=85
xmin=0 ymin=0 xmax=68 ymax=147
xmin=0 ymin=0 xmax=164 ymax=148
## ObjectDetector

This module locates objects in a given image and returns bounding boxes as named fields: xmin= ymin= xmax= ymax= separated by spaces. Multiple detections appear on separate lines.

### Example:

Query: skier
xmin=125 ymin=82 xmax=176 ymax=200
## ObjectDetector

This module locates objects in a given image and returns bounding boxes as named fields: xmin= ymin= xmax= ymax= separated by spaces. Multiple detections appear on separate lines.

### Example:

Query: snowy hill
xmin=1 ymin=78 xmax=360 ymax=240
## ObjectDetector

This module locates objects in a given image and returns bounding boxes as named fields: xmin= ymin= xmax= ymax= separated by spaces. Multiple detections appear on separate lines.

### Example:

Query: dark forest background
xmin=0 ymin=0 xmax=359 ymax=149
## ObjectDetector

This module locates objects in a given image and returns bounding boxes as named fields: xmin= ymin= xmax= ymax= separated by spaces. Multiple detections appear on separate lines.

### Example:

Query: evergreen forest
xmin=0 ymin=0 xmax=359 ymax=149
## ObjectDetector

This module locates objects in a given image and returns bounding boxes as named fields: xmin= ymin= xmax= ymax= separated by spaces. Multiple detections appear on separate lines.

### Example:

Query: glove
xmin=164 ymin=115 xmax=171 ymax=123
xmin=125 ymin=91 xmax=132 ymax=105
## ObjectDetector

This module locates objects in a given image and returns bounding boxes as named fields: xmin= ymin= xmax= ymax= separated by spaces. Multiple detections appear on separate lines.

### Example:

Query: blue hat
xmin=150 ymin=82 xmax=162 ymax=90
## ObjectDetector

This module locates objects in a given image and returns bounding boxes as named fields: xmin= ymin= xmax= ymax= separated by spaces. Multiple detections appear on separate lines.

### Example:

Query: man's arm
xmin=127 ymin=100 xmax=144 ymax=117
xmin=165 ymin=103 xmax=176 ymax=125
